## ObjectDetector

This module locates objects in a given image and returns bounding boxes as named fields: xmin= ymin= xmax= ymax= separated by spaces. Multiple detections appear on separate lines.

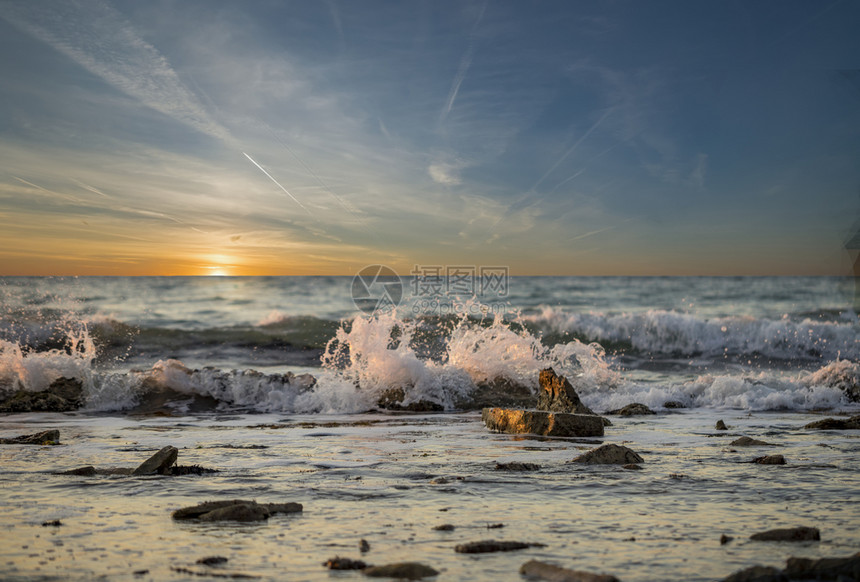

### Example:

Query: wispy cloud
xmin=439 ymin=0 xmax=488 ymax=125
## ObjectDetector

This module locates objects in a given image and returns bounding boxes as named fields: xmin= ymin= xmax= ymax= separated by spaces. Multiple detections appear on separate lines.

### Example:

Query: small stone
xmin=132 ymin=446 xmax=178 ymax=475
xmin=362 ymin=562 xmax=439 ymax=578
xmin=495 ymin=461 xmax=541 ymax=471
xmin=572 ymin=444 xmax=644 ymax=465
xmin=41 ymin=520 xmax=62 ymax=527
xmin=433 ymin=524 xmax=455 ymax=531
xmin=752 ymin=455 xmax=786 ymax=465
xmin=519 ymin=560 xmax=620 ymax=582
xmin=720 ymin=534 xmax=733 ymax=545
xmin=325 ymin=556 xmax=367 ymax=570
xmin=454 ymin=540 xmax=544 ymax=553
xmin=0 ymin=429 xmax=61 ymax=445
xmin=196 ymin=556 xmax=228 ymax=565
xmin=750 ymin=526 xmax=820 ymax=542
xmin=359 ymin=539 xmax=370 ymax=553
xmin=715 ymin=420 xmax=728 ymax=430
xmin=622 ymin=464 xmax=643 ymax=470
xmin=731 ymin=436 xmax=772 ymax=446
xmin=607 ymin=403 xmax=655 ymax=416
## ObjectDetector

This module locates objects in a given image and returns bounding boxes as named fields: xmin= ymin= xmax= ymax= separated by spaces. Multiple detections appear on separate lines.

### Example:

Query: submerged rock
xmin=132 ymin=446 xmax=178 ymax=475
xmin=663 ymin=400 xmax=685 ymax=409
xmin=196 ymin=556 xmax=228 ymax=565
xmin=536 ymin=368 xmax=597 ymax=415
xmin=520 ymin=560 xmax=620 ymax=582
xmin=495 ymin=461 xmax=541 ymax=471
xmin=172 ymin=499 xmax=303 ymax=522
xmin=572 ymin=443 xmax=644 ymax=465
xmin=804 ymin=416 xmax=860 ymax=430
xmin=482 ymin=408 xmax=604 ymax=437
xmin=362 ymin=562 xmax=439 ymax=579
xmin=455 ymin=540 xmax=543 ymax=553
xmin=731 ymin=436 xmax=773 ymax=446
xmin=0 ymin=429 xmax=61 ymax=445
xmin=752 ymin=455 xmax=786 ymax=465
xmin=433 ymin=524 xmax=455 ymax=531
xmin=0 ymin=377 xmax=84 ymax=413
xmin=607 ymin=403 xmax=655 ymax=416
xmin=750 ymin=526 xmax=820 ymax=542
xmin=324 ymin=556 xmax=367 ymax=570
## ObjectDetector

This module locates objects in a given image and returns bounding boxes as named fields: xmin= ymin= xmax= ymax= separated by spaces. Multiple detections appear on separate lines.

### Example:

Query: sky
xmin=0 ymin=0 xmax=859 ymax=276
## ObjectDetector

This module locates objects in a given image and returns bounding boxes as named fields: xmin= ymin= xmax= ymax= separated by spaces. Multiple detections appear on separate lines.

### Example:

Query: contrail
xmin=243 ymin=152 xmax=310 ymax=214
xmin=532 ymin=107 xmax=613 ymax=191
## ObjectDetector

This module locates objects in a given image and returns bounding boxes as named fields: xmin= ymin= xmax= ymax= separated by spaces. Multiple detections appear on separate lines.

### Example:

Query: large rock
xmin=520 ymin=560 xmax=619 ymax=582
xmin=0 ymin=429 xmax=60 ymax=445
xmin=132 ymin=446 xmax=179 ymax=475
xmin=536 ymin=368 xmax=596 ymax=415
xmin=482 ymin=408 xmax=604 ymax=437
xmin=362 ymin=562 xmax=439 ymax=578
xmin=750 ymin=526 xmax=820 ymax=542
xmin=720 ymin=551 xmax=859 ymax=582
xmin=731 ymin=436 xmax=773 ymax=446
xmin=457 ymin=377 xmax=536 ymax=410
xmin=454 ymin=540 xmax=543 ymax=554
xmin=606 ymin=403 xmax=655 ymax=416
xmin=804 ymin=416 xmax=860 ymax=430
xmin=752 ymin=455 xmax=786 ymax=465
xmin=721 ymin=565 xmax=787 ymax=582
xmin=572 ymin=443 xmax=643 ymax=465
xmin=172 ymin=499 xmax=302 ymax=522
xmin=0 ymin=377 xmax=84 ymax=412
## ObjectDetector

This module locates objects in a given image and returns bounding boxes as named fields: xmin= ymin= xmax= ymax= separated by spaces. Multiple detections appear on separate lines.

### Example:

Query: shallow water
xmin=1 ymin=409 xmax=858 ymax=581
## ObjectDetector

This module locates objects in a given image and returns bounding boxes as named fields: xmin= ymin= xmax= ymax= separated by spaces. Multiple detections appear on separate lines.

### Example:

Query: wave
xmin=523 ymin=307 xmax=860 ymax=360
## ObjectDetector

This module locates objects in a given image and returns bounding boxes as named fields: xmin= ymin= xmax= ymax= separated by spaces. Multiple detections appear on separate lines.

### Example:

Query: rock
xmin=536 ymin=368 xmax=597 ymax=415
xmin=132 ymin=446 xmax=179 ymax=475
xmin=720 ymin=534 xmax=733 ymax=545
xmin=804 ymin=416 xmax=860 ymax=430
xmin=325 ymin=556 xmax=368 ymax=570
xmin=622 ymin=463 xmax=642 ymax=470
xmin=663 ymin=401 xmax=685 ymax=409
xmin=454 ymin=540 xmax=544 ymax=553
xmin=607 ymin=403 xmax=655 ymax=416
xmin=376 ymin=388 xmax=444 ymax=412
xmin=715 ymin=420 xmax=728 ymax=430
xmin=730 ymin=436 xmax=773 ymax=446
xmin=172 ymin=500 xmax=302 ymax=521
xmin=520 ymin=560 xmax=620 ymax=582
xmin=572 ymin=444 xmax=643 ymax=465
xmin=784 ymin=552 xmax=860 ymax=579
xmin=0 ymin=429 xmax=61 ymax=445
xmin=750 ymin=526 xmax=820 ymax=542
xmin=169 ymin=465 xmax=219 ymax=476
xmin=0 ymin=377 xmax=84 ymax=412
xmin=720 ymin=565 xmax=787 ymax=582
xmin=60 ymin=466 xmax=97 ymax=476
xmin=482 ymin=408 xmax=604 ymax=437
xmin=433 ymin=524 xmax=455 ymax=531
xmin=495 ymin=461 xmax=541 ymax=471
xmin=362 ymin=562 xmax=439 ymax=578
xmin=458 ymin=377 xmax=536 ymax=409
xmin=41 ymin=520 xmax=62 ymax=527
xmin=196 ymin=556 xmax=228 ymax=565
xmin=752 ymin=455 xmax=786 ymax=465
xmin=359 ymin=539 xmax=370 ymax=553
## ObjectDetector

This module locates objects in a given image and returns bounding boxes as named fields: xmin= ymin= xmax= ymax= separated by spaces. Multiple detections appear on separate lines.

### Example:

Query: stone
xmin=784 ymin=552 xmax=860 ymax=579
xmin=60 ymin=466 xmax=97 ymax=476
xmin=362 ymin=562 xmax=439 ymax=578
xmin=132 ymin=446 xmax=179 ymax=475
xmin=720 ymin=565 xmax=787 ymax=582
xmin=359 ymin=539 xmax=370 ymax=553
xmin=520 ymin=560 xmax=619 ymax=582
xmin=325 ymin=556 xmax=368 ymax=570
xmin=536 ymin=368 xmax=597 ymax=415
xmin=804 ymin=416 xmax=860 ymax=430
xmin=482 ymin=408 xmax=604 ymax=437
xmin=0 ymin=429 xmax=60 ymax=445
xmin=0 ymin=377 xmax=83 ymax=413
xmin=607 ymin=403 xmax=655 ymax=416
xmin=720 ymin=534 xmax=734 ymax=545
xmin=172 ymin=500 xmax=302 ymax=521
xmin=663 ymin=401 xmax=685 ymax=409
xmin=750 ymin=526 xmax=820 ymax=542
xmin=196 ymin=556 xmax=228 ymax=565
xmin=715 ymin=420 xmax=728 ymax=430
xmin=752 ymin=455 xmax=786 ymax=465
xmin=433 ymin=524 xmax=455 ymax=531
xmin=730 ymin=436 xmax=773 ymax=446
xmin=572 ymin=444 xmax=644 ymax=465
xmin=457 ymin=377 xmax=536 ymax=410
xmin=495 ymin=461 xmax=541 ymax=471
xmin=622 ymin=463 xmax=642 ymax=470
xmin=198 ymin=503 xmax=270 ymax=522
xmin=454 ymin=540 xmax=544 ymax=553
xmin=169 ymin=465 xmax=219 ymax=476
xmin=41 ymin=520 xmax=62 ymax=527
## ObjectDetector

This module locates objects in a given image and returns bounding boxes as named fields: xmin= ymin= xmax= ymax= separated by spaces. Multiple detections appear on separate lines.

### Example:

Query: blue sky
xmin=0 ymin=0 xmax=858 ymax=275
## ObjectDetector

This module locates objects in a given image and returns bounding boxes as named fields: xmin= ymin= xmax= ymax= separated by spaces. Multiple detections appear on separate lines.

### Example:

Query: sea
xmin=1 ymin=275 xmax=858 ymax=581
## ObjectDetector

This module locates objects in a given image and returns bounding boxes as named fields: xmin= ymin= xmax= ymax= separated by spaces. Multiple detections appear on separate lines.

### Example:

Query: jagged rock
xmin=495 ymin=461 xmax=541 ymax=471
xmin=731 ymin=436 xmax=773 ymax=446
xmin=324 ymin=556 xmax=367 ymax=570
xmin=752 ymin=455 xmax=786 ymax=465
xmin=715 ymin=420 xmax=728 ymax=430
xmin=454 ymin=540 xmax=544 ymax=553
xmin=572 ymin=444 xmax=643 ymax=465
xmin=132 ymin=446 xmax=178 ymax=475
xmin=0 ymin=429 xmax=60 ymax=445
xmin=804 ymin=416 xmax=860 ymax=430
xmin=750 ymin=526 xmax=820 ymax=542
xmin=172 ymin=499 xmax=302 ymax=522
xmin=663 ymin=401 xmax=685 ymax=409
xmin=536 ymin=368 xmax=597 ymax=415
xmin=520 ymin=560 xmax=619 ymax=582
xmin=0 ymin=377 xmax=84 ymax=413
xmin=721 ymin=565 xmax=787 ymax=582
xmin=362 ymin=562 xmax=439 ymax=578
xmin=607 ymin=403 xmax=655 ymax=416
xmin=482 ymin=408 xmax=604 ymax=437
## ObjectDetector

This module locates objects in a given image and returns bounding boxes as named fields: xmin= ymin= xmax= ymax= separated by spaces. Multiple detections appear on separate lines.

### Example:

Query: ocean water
xmin=1 ymin=276 xmax=859 ymax=581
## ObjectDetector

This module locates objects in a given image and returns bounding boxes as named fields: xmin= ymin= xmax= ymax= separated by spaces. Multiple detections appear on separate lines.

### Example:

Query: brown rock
xmin=731 ymin=436 xmax=773 ymax=446
xmin=482 ymin=408 xmax=604 ymax=437
xmin=572 ymin=444 xmax=643 ymax=465
xmin=752 ymin=455 xmax=785 ymax=465
xmin=433 ymin=524 xmax=455 ymax=531
xmin=60 ymin=466 xmax=97 ymax=476
xmin=715 ymin=420 xmax=728 ymax=430
xmin=454 ymin=540 xmax=544 ymax=553
xmin=362 ymin=562 xmax=439 ymax=578
xmin=720 ymin=565 xmax=787 ymax=582
xmin=172 ymin=499 xmax=302 ymax=521
xmin=520 ymin=560 xmax=619 ymax=582
xmin=198 ymin=503 xmax=270 ymax=522
xmin=0 ymin=377 xmax=83 ymax=413
xmin=784 ymin=551 xmax=860 ymax=579
xmin=0 ymin=429 xmax=60 ymax=445
xmin=804 ymin=416 xmax=860 ymax=430
xmin=622 ymin=463 xmax=642 ymax=470
xmin=536 ymin=368 xmax=597 ymax=415
xmin=750 ymin=526 xmax=820 ymax=542
xmin=325 ymin=556 xmax=367 ymax=570
xmin=607 ymin=403 xmax=655 ymax=416
xmin=495 ymin=461 xmax=541 ymax=471
xmin=132 ymin=445 xmax=178 ymax=475
xmin=720 ymin=534 xmax=734 ymax=545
